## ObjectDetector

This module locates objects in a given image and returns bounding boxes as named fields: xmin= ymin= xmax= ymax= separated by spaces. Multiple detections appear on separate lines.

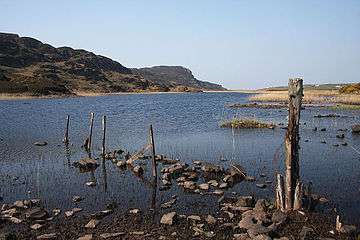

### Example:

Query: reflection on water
xmin=0 ymin=92 xmax=359 ymax=225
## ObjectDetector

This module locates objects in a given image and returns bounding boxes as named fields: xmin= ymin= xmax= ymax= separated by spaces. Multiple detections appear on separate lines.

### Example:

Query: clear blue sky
xmin=1 ymin=0 xmax=359 ymax=89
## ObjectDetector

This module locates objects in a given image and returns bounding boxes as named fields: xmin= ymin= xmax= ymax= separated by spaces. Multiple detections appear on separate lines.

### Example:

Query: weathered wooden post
xmin=87 ymin=112 xmax=95 ymax=153
xmin=284 ymin=78 xmax=303 ymax=210
xmin=149 ymin=125 xmax=157 ymax=180
xmin=63 ymin=115 xmax=70 ymax=144
xmin=102 ymin=116 xmax=106 ymax=157
xmin=276 ymin=173 xmax=285 ymax=212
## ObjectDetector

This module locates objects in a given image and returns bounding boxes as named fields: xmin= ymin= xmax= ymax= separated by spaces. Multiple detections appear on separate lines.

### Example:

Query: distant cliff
xmin=0 ymin=33 xmax=225 ymax=96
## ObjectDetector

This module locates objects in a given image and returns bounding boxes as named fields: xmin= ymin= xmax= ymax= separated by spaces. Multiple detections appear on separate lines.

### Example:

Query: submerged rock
xmin=34 ymin=141 xmax=47 ymax=146
xmin=201 ymin=163 xmax=224 ymax=173
xmin=25 ymin=207 xmax=48 ymax=220
xmin=256 ymin=183 xmax=267 ymax=189
xmin=73 ymin=158 xmax=99 ymax=170
xmin=351 ymin=124 xmax=360 ymax=133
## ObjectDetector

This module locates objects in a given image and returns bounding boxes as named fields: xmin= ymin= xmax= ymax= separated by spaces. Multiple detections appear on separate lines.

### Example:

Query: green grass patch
xmin=220 ymin=118 xmax=276 ymax=129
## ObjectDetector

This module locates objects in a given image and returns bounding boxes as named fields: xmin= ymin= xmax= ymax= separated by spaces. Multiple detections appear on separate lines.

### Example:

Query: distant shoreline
xmin=0 ymin=90 xmax=254 ymax=101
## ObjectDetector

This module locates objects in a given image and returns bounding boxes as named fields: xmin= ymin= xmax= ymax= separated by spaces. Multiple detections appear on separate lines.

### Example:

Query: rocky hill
xmin=0 ymin=33 xmax=225 ymax=96
xmin=132 ymin=66 xmax=225 ymax=92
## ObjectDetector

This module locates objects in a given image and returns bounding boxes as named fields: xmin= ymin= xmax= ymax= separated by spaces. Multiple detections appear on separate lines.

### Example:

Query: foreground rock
xmin=73 ymin=158 xmax=99 ymax=171
xmin=160 ymin=212 xmax=176 ymax=225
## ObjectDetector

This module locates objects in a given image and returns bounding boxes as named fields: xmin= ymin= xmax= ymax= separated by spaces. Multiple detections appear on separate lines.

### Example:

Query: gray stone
xmin=236 ymin=196 xmax=255 ymax=207
xmin=160 ymin=212 xmax=176 ymax=225
xmin=25 ymin=207 xmax=49 ymax=220
xmin=201 ymin=163 xmax=224 ymax=173
xmin=183 ymin=181 xmax=196 ymax=190
xmin=77 ymin=235 xmax=93 ymax=240
xmin=133 ymin=166 xmax=144 ymax=175
xmin=85 ymin=219 xmax=99 ymax=229
xmin=72 ymin=196 xmax=83 ymax=202
xmin=205 ymin=215 xmax=217 ymax=225
xmin=199 ymin=183 xmax=209 ymax=190
xmin=34 ymin=141 xmax=47 ymax=146
xmin=36 ymin=233 xmax=57 ymax=239
xmin=116 ymin=161 xmax=126 ymax=168
xmin=351 ymin=124 xmax=360 ymax=133
xmin=252 ymin=235 xmax=272 ymax=240
xmin=256 ymin=183 xmax=267 ymax=189
xmin=187 ymin=215 xmax=201 ymax=221
xmin=100 ymin=233 xmax=125 ymax=239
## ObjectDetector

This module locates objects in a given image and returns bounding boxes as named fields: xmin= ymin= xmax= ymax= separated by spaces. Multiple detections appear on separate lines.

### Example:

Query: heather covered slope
xmin=0 ymin=33 xmax=225 ymax=96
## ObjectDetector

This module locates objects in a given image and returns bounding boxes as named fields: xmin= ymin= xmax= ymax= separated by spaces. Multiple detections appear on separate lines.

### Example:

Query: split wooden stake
xmin=284 ymin=78 xmax=303 ymax=210
xmin=63 ymin=115 xmax=70 ymax=144
xmin=102 ymin=116 xmax=106 ymax=157
xmin=149 ymin=125 xmax=157 ymax=179
xmin=87 ymin=112 xmax=95 ymax=152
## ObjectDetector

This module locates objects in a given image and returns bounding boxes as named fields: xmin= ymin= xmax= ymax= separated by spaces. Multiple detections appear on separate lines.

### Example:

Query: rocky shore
xmin=1 ymin=157 xmax=358 ymax=239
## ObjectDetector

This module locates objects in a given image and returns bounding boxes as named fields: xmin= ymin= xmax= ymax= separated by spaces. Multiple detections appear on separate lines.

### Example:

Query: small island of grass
xmin=220 ymin=118 xmax=276 ymax=129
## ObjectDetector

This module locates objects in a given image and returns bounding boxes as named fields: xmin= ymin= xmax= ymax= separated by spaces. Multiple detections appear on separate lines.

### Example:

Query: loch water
xmin=0 ymin=92 xmax=359 ymax=225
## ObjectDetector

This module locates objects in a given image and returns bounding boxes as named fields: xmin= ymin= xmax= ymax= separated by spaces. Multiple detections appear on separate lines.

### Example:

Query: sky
xmin=0 ymin=0 xmax=359 ymax=89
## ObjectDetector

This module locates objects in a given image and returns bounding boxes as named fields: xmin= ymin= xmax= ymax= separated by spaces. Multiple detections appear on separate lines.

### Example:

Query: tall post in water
xmin=284 ymin=78 xmax=303 ymax=210
xmin=63 ymin=115 xmax=70 ymax=144
xmin=102 ymin=116 xmax=107 ymax=157
xmin=149 ymin=125 xmax=157 ymax=180
xmin=87 ymin=112 xmax=95 ymax=154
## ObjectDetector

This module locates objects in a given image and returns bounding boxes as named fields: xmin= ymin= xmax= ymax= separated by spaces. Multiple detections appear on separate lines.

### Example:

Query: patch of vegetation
xmin=339 ymin=83 xmax=360 ymax=94
xmin=227 ymin=102 xmax=287 ymax=109
xmin=220 ymin=118 xmax=276 ymax=129
xmin=325 ymin=104 xmax=360 ymax=110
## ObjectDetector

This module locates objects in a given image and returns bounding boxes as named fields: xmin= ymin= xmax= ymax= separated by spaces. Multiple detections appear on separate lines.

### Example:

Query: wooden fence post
xmin=102 ymin=116 xmax=106 ymax=156
xmin=149 ymin=125 xmax=157 ymax=180
xmin=63 ymin=115 xmax=70 ymax=144
xmin=276 ymin=173 xmax=285 ymax=212
xmin=87 ymin=112 xmax=95 ymax=153
xmin=285 ymin=78 xmax=303 ymax=210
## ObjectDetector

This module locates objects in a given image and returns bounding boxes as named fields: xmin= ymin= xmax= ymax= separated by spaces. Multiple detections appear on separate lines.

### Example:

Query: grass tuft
xmin=220 ymin=118 xmax=276 ymax=129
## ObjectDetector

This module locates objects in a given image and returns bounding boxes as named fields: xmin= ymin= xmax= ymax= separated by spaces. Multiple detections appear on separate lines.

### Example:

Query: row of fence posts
xmin=61 ymin=113 xmax=158 ymax=182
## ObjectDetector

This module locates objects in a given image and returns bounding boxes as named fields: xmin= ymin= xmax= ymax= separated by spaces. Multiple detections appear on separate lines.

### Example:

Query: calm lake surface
xmin=0 ymin=92 xmax=359 ymax=225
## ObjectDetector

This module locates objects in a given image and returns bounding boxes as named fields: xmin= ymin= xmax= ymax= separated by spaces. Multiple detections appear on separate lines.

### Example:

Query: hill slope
xmin=0 ymin=33 xmax=225 ymax=96
xmin=132 ymin=66 xmax=225 ymax=91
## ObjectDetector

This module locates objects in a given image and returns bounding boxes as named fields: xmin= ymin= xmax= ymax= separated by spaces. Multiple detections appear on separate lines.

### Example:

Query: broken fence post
xmin=102 ymin=116 xmax=106 ymax=157
xmin=276 ymin=173 xmax=285 ymax=212
xmin=87 ymin=112 xmax=95 ymax=152
xmin=284 ymin=78 xmax=303 ymax=211
xmin=149 ymin=125 xmax=157 ymax=180
xmin=293 ymin=180 xmax=303 ymax=210
xmin=63 ymin=115 xmax=70 ymax=144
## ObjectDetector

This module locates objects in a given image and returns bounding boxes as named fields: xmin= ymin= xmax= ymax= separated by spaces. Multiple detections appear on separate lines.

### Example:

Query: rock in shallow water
xmin=34 ymin=141 xmax=47 ymax=146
